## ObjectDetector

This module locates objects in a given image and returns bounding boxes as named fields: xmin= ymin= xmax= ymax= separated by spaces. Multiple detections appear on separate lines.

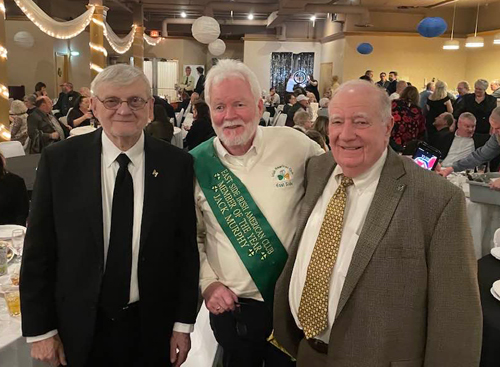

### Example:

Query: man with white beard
xmin=191 ymin=59 xmax=323 ymax=367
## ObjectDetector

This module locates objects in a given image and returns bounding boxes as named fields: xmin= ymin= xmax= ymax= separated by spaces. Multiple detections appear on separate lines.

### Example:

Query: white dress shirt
xmin=196 ymin=126 xmax=324 ymax=300
xmin=289 ymin=149 xmax=387 ymax=343
xmin=28 ymin=132 xmax=191 ymax=343
xmin=441 ymin=134 xmax=475 ymax=167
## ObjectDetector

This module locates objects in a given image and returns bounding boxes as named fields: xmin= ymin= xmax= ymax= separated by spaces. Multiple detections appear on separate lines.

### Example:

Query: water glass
xmin=11 ymin=229 xmax=25 ymax=256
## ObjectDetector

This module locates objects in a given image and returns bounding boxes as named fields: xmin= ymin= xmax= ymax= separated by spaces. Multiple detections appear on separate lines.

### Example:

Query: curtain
xmin=13 ymin=0 xmax=94 ymax=39
xmin=270 ymin=52 xmax=292 ymax=100
xmin=270 ymin=52 xmax=315 ymax=100
xmin=158 ymin=60 xmax=178 ymax=102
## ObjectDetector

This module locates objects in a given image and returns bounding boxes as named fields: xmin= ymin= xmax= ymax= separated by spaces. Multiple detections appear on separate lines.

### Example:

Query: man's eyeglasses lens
xmin=101 ymin=97 xmax=147 ymax=110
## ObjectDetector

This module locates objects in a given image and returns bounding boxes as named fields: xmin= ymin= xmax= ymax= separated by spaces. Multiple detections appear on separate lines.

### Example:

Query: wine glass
xmin=11 ymin=229 xmax=25 ymax=257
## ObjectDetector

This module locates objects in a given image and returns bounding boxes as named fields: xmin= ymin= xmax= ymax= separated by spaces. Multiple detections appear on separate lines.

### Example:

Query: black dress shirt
xmin=454 ymin=93 xmax=497 ymax=134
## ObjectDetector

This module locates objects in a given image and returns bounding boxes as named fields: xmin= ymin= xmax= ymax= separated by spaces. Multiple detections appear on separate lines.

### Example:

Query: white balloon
xmin=208 ymin=39 xmax=226 ymax=56
xmin=191 ymin=16 xmax=220 ymax=44
xmin=13 ymin=31 xmax=35 ymax=49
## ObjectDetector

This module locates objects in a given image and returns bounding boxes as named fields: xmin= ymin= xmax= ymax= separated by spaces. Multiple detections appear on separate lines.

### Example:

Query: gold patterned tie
xmin=298 ymin=174 xmax=354 ymax=339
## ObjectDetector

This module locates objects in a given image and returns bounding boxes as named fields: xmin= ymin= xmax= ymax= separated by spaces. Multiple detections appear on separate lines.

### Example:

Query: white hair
xmin=319 ymin=97 xmax=330 ymax=108
xmin=9 ymin=100 xmax=28 ymax=115
xmin=493 ymin=106 xmax=500 ymax=119
xmin=204 ymin=59 xmax=261 ymax=106
xmin=475 ymin=79 xmax=489 ymax=90
xmin=91 ymin=64 xmax=152 ymax=98
xmin=331 ymin=79 xmax=392 ymax=123
xmin=491 ymin=80 xmax=500 ymax=86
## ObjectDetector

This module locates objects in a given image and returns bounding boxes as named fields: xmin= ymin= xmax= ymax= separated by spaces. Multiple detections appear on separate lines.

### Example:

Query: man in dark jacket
xmin=53 ymin=82 xmax=80 ymax=118
xmin=194 ymin=67 xmax=205 ymax=95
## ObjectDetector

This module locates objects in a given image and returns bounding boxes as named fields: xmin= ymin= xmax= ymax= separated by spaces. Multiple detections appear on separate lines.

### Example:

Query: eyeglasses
xmin=96 ymin=96 xmax=149 ymax=111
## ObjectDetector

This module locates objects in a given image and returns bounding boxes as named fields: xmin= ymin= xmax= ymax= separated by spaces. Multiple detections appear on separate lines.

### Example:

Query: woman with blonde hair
xmin=426 ymin=80 xmax=453 ymax=137
xmin=8 ymin=100 xmax=29 ymax=146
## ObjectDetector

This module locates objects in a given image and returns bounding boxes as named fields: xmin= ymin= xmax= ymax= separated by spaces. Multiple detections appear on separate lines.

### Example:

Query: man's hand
xmin=51 ymin=132 xmax=60 ymax=140
xmin=436 ymin=164 xmax=454 ymax=177
xmin=490 ymin=179 xmax=500 ymax=191
xmin=170 ymin=331 xmax=191 ymax=367
xmin=203 ymin=281 xmax=238 ymax=314
xmin=31 ymin=335 xmax=67 ymax=366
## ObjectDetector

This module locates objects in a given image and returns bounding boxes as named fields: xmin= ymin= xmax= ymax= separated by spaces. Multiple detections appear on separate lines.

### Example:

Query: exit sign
xmin=150 ymin=30 xmax=160 ymax=37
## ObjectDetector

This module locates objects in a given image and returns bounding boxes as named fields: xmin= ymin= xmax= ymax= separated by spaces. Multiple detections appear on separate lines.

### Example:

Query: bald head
xmin=396 ymin=80 xmax=408 ymax=94
xmin=36 ymin=96 xmax=52 ymax=113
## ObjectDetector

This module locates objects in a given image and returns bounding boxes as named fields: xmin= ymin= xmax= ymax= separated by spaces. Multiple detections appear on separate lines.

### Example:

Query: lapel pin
xmin=397 ymin=184 xmax=405 ymax=192
xmin=152 ymin=169 xmax=159 ymax=177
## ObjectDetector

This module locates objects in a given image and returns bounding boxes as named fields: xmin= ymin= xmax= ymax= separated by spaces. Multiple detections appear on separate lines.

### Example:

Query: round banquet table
xmin=0 ymin=275 xmax=44 ymax=367
xmin=478 ymin=255 xmax=500 ymax=367
xmin=467 ymin=199 xmax=500 ymax=259
xmin=171 ymin=127 xmax=183 ymax=149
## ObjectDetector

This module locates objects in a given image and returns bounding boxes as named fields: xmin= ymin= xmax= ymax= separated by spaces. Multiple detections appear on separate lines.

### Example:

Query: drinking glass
xmin=4 ymin=286 xmax=21 ymax=317
xmin=11 ymin=229 xmax=25 ymax=256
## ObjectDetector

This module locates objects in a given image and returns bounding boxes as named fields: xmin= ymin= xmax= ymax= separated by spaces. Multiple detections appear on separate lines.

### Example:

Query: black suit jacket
xmin=194 ymin=74 xmax=205 ymax=95
xmin=27 ymin=109 xmax=59 ymax=153
xmin=430 ymin=129 xmax=490 ymax=159
xmin=20 ymin=129 xmax=199 ymax=367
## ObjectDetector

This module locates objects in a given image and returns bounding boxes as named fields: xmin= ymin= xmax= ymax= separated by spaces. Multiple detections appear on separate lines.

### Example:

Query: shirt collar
xmin=102 ymin=131 xmax=145 ymax=169
xmin=333 ymin=148 xmax=388 ymax=192
xmin=214 ymin=125 xmax=263 ymax=160
xmin=454 ymin=132 xmax=473 ymax=139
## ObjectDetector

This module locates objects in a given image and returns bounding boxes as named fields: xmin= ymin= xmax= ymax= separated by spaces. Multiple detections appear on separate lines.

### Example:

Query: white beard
xmin=215 ymin=119 xmax=258 ymax=147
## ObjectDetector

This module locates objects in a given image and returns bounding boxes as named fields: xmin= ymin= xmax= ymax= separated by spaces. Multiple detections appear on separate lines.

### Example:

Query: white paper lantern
xmin=13 ymin=31 xmax=35 ymax=49
xmin=192 ymin=16 xmax=220 ymax=44
xmin=208 ymin=39 xmax=226 ymax=56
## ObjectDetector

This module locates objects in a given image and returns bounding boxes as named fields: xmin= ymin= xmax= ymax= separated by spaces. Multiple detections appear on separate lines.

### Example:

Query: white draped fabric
xmin=143 ymin=34 xmax=162 ymax=46
xmin=157 ymin=60 xmax=178 ymax=101
xmin=103 ymin=21 xmax=136 ymax=54
xmin=13 ymin=0 xmax=94 ymax=39
xmin=143 ymin=60 xmax=153 ymax=96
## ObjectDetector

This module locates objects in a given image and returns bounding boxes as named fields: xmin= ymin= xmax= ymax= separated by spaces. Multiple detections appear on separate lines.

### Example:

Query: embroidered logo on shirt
xmin=272 ymin=165 xmax=294 ymax=188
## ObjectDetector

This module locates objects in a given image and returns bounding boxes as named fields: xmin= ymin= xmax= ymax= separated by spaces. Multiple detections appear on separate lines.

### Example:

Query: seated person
xmin=67 ymin=95 xmax=93 ymax=128
xmin=437 ymin=112 xmax=489 ymax=167
xmin=286 ymin=94 xmax=308 ymax=127
xmin=305 ymin=129 xmax=328 ymax=152
xmin=438 ymin=107 xmax=500 ymax=186
xmin=317 ymin=97 xmax=330 ymax=118
xmin=429 ymin=112 xmax=455 ymax=149
xmin=0 ymin=152 xmax=29 ymax=225
xmin=145 ymin=104 xmax=174 ymax=143
xmin=9 ymin=100 xmax=29 ymax=146
xmin=185 ymin=101 xmax=215 ymax=151
xmin=265 ymin=87 xmax=280 ymax=117
xmin=283 ymin=93 xmax=296 ymax=115
xmin=292 ymin=110 xmax=313 ymax=133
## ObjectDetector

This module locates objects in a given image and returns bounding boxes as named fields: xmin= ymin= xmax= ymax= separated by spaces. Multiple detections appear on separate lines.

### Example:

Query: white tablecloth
xmin=171 ymin=127 xmax=183 ymax=149
xmin=467 ymin=198 xmax=500 ymax=259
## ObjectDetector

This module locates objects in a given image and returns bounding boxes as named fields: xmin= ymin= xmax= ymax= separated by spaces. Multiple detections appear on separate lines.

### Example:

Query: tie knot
xmin=116 ymin=153 xmax=131 ymax=169
xmin=340 ymin=175 xmax=354 ymax=188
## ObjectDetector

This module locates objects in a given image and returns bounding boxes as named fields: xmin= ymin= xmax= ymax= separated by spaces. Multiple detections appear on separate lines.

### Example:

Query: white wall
xmin=243 ymin=40 xmax=322 ymax=92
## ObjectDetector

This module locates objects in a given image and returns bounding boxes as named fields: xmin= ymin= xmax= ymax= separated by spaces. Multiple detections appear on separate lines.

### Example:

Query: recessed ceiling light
xmin=181 ymin=12 xmax=187 ymax=18
xmin=248 ymin=13 xmax=254 ymax=20
xmin=310 ymin=15 xmax=316 ymax=21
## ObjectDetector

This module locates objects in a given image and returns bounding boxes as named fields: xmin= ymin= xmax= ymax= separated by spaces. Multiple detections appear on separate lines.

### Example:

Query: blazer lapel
xmin=81 ymin=129 xmax=105 ymax=266
xmin=139 ymin=135 xmax=162 ymax=257
xmin=335 ymin=149 xmax=407 ymax=319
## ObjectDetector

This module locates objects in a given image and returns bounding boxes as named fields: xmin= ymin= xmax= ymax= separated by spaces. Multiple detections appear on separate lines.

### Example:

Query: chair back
xmin=0 ymin=141 xmax=26 ymax=158
xmin=275 ymin=114 xmax=287 ymax=127
xmin=262 ymin=111 xmax=271 ymax=126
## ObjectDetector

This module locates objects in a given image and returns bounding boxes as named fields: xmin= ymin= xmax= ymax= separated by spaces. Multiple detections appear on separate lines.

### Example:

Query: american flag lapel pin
xmin=152 ymin=169 xmax=159 ymax=177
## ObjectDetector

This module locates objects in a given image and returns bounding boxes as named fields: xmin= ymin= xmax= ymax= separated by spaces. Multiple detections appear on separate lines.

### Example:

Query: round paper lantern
xmin=208 ymin=39 xmax=226 ymax=56
xmin=417 ymin=17 xmax=447 ymax=38
xmin=191 ymin=16 xmax=220 ymax=44
xmin=13 ymin=31 xmax=35 ymax=49
xmin=356 ymin=43 xmax=373 ymax=55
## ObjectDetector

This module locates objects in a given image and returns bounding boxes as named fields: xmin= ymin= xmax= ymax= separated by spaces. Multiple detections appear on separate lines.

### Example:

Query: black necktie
xmin=100 ymin=153 xmax=134 ymax=315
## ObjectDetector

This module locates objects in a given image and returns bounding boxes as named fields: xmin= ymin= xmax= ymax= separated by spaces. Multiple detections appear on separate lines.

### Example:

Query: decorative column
xmin=132 ymin=3 xmax=144 ymax=69
xmin=89 ymin=0 xmax=108 ymax=80
xmin=0 ymin=0 xmax=9 ymax=142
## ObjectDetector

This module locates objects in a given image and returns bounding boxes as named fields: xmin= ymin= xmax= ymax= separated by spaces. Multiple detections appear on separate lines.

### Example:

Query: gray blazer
xmin=274 ymin=149 xmax=482 ymax=367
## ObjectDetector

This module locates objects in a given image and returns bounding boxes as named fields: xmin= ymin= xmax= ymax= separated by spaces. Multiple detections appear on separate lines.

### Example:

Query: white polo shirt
xmin=196 ymin=126 xmax=324 ymax=300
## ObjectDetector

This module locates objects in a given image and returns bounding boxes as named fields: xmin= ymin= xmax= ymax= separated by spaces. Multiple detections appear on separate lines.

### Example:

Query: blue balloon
xmin=357 ymin=43 xmax=373 ymax=55
xmin=417 ymin=17 xmax=447 ymax=38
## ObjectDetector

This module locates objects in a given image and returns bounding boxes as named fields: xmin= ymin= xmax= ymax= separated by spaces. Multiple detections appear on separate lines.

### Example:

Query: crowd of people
xmin=1 ymin=59 xmax=499 ymax=367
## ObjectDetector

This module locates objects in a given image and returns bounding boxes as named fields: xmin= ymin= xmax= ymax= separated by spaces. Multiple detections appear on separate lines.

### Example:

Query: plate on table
xmin=491 ymin=247 xmax=500 ymax=261
xmin=0 ymin=225 xmax=26 ymax=240
xmin=493 ymin=280 xmax=500 ymax=301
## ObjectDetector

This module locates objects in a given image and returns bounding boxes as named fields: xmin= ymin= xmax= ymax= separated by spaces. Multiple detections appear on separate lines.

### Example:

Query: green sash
xmin=191 ymin=138 xmax=288 ymax=304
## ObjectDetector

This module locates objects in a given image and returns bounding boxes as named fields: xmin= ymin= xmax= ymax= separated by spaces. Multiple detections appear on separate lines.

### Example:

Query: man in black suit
xmin=20 ymin=64 xmax=199 ymax=367
xmin=27 ymin=96 xmax=68 ymax=154
xmin=53 ymin=82 xmax=80 ymax=118
xmin=432 ymin=112 xmax=489 ymax=167
xmin=386 ymin=71 xmax=398 ymax=96
xmin=194 ymin=66 xmax=205 ymax=95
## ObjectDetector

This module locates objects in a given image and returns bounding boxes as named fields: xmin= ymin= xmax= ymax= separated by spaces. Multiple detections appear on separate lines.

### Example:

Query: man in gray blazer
xmin=273 ymin=80 xmax=482 ymax=367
